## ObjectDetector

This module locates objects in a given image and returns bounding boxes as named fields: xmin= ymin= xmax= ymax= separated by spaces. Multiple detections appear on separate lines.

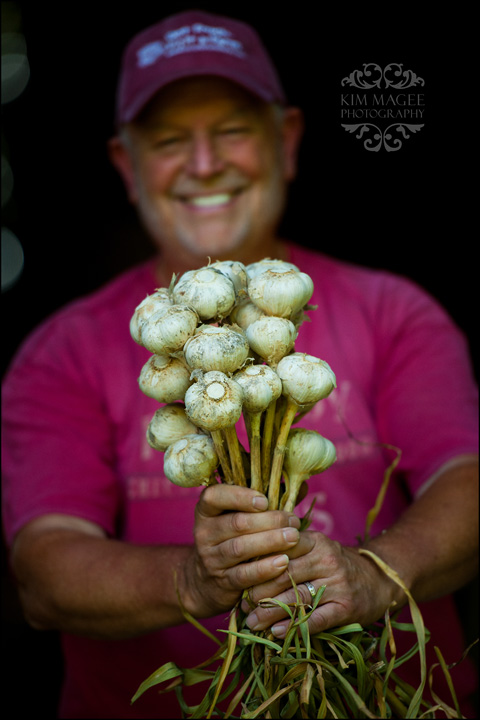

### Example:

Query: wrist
xmin=355 ymin=539 xmax=409 ymax=613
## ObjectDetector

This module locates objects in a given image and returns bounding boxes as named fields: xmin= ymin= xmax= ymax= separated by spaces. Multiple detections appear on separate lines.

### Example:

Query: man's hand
xmin=181 ymin=484 xmax=302 ymax=617
xmin=240 ymin=530 xmax=404 ymax=638
xmin=241 ymin=458 xmax=479 ymax=639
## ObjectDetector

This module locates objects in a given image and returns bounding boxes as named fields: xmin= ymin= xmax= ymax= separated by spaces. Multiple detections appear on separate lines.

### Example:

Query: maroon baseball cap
xmin=115 ymin=10 xmax=286 ymax=126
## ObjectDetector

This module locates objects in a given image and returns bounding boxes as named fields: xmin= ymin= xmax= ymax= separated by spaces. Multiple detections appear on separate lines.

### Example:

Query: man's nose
xmin=185 ymin=134 xmax=224 ymax=178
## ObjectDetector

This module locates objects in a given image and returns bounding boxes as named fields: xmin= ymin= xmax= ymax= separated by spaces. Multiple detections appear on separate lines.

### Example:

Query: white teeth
xmin=190 ymin=194 xmax=231 ymax=207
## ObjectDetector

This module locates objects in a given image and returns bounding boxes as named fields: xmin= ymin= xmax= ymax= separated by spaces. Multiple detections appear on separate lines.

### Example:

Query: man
xmin=2 ymin=10 xmax=478 ymax=719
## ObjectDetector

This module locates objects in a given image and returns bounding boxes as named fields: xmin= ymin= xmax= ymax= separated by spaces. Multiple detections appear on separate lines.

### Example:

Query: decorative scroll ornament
xmin=341 ymin=63 xmax=425 ymax=89
xmin=341 ymin=123 xmax=424 ymax=152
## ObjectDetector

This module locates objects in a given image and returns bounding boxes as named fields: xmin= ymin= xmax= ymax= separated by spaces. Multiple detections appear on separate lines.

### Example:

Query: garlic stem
xmin=246 ymin=411 xmax=262 ymax=492
xmin=260 ymin=399 xmax=277 ymax=493
xmin=210 ymin=430 xmax=234 ymax=485
xmin=224 ymin=426 xmax=247 ymax=487
xmin=281 ymin=471 xmax=309 ymax=512
xmin=279 ymin=468 xmax=291 ymax=511
xmin=267 ymin=396 xmax=299 ymax=510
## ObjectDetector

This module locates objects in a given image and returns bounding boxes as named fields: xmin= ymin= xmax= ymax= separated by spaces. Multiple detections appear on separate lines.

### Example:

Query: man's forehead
xmin=135 ymin=75 xmax=267 ymax=125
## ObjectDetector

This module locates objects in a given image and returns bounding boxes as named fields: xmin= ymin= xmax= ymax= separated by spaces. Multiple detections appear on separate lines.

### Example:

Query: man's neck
xmin=154 ymin=239 xmax=289 ymax=287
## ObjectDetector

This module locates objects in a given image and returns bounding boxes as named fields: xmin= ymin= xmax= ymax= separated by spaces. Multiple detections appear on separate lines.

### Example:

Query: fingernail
xmin=246 ymin=612 xmax=260 ymax=630
xmin=283 ymin=527 xmax=299 ymax=543
xmin=273 ymin=553 xmax=289 ymax=569
xmin=272 ymin=623 xmax=287 ymax=638
xmin=288 ymin=515 xmax=301 ymax=528
xmin=252 ymin=494 xmax=268 ymax=510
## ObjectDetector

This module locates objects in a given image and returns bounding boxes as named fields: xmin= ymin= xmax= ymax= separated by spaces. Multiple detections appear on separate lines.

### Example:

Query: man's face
xmin=114 ymin=77 xmax=301 ymax=260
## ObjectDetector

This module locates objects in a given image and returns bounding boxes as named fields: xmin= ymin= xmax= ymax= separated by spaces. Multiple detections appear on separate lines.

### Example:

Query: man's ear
xmin=281 ymin=107 xmax=304 ymax=182
xmin=107 ymin=136 xmax=138 ymax=204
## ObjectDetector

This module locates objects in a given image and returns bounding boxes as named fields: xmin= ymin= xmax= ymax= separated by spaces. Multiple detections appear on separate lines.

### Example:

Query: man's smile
xmin=176 ymin=188 xmax=246 ymax=211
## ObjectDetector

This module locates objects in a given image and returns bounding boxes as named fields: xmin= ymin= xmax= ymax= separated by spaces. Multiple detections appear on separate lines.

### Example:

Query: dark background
xmin=2 ymin=3 xmax=477 ymax=715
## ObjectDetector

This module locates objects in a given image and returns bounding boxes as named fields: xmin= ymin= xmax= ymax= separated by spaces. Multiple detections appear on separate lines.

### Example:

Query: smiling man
xmin=108 ymin=14 xmax=303 ymax=282
xmin=109 ymin=76 xmax=301 ymax=278
xmin=2 ymin=9 xmax=478 ymax=720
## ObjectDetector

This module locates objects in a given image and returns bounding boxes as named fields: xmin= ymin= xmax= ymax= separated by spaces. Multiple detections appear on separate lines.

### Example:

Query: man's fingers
xmin=245 ymin=581 xmax=323 ymax=631
xmin=196 ymin=484 xmax=270 ymax=518
xmin=270 ymin=602 xmax=344 ymax=639
xmin=218 ymin=526 xmax=300 ymax=567
xmin=230 ymin=553 xmax=292 ymax=590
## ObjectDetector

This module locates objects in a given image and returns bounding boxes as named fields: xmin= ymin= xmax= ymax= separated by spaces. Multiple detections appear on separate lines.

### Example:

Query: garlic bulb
xmin=183 ymin=324 xmax=250 ymax=374
xmin=184 ymin=370 xmax=243 ymax=431
xmin=248 ymin=268 xmax=314 ymax=319
xmin=139 ymin=304 xmax=199 ymax=355
xmin=138 ymin=354 xmax=192 ymax=403
xmin=164 ymin=434 xmax=218 ymax=487
xmin=267 ymin=354 xmax=336 ymax=510
xmin=246 ymin=258 xmax=299 ymax=280
xmin=233 ymin=364 xmax=282 ymax=491
xmin=246 ymin=316 xmax=297 ymax=366
xmin=172 ymin=267 xmax=236 ymax=321
xmin=147 ymin=403 xmax=203 ymax=452
xmin=130 ymin=288 xmax=171 ymax=344
xmin=282 ymin=428 xmax=336 ymax=511
xmin=131 ymin=256 xmax=339 ymax=506
xmin=233 ymin=364 xmax=282 ymax=414
xmin=185 ymin=370 xmax=246 ymax=486
xmin=276 ymin=353 xmax=337 ymax=406
xmin=211 ymin=260 xmax=248 ymax=296
xmin=228 ymin=297 xmax=265 ymax=331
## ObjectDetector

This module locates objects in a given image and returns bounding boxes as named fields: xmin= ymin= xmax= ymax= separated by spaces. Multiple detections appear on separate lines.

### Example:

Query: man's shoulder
xmin=288 ymin=243 xmax=400 ymax=293
xmin=7 ymin=260 xmax=157 ymax=371
xmin=68 ymin=260 xmax=157 ymax=316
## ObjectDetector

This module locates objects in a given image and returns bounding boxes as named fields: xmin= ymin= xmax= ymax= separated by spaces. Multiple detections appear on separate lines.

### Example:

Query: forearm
xmin=11 ymin=486 xmax=302 ymax=641
xmin=12 ymin=529 xmax=194 ymax=640
xmin=362 ymin=457 xmax=479 ymax=604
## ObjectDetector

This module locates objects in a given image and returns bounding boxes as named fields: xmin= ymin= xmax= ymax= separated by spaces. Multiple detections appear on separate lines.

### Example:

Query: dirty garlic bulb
xmin=248 ymin=268 xmax=314 ymax=319
xmin=233 ymin=364 xmax=282 ymax=491
xmin=185 ymin=370 xmax=243 ymax=432
xmin=211 ymin=260 xmax=248 ymax=297
xmin=146 ymin=403 xmax=203 ymax=452
xmin=183 ymin=324 xmax=250 ymax=374
xmin=130 ymin=288 xmax=171 ymax=344
xmin=164 ymin=434 xmax=218 ymax=487
xmin=172 ymin=267 xmax=236 ymax=321
xmin=185 ymin=370 xmax=245 ymax=486
xmin=282 ymin=429 xmax=337 ymax=511
xmin=276 ymin=353 xmax=337 ymax=406
xmin=228 ymin=297 xmax=265 ymax=331
xmin=138 ymin=304 xmax=199 ymax=355
xmin=233 ymin=364 xmax=282 ymax=414
xmin=138 ymin=354 xmax=192 ymax=403
xmin=246 ymin=258 xmax=299 ymax=279
xmin=267 ymin=353 xmax=336 ymax=510
xmin=246 ymin=316 xmax=297 ymax=367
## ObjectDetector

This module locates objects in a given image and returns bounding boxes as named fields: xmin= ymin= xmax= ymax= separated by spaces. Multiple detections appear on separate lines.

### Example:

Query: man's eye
xmin=154 ymin=136 xmax=183 ymax=149
xmin=220 ymin=126 xmax=251 ymax=136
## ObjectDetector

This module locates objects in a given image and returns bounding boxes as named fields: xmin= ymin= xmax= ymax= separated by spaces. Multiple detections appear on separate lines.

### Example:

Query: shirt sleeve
xmin=374 ymin=274 xmax=478 ymax=496
xmin=1 ymin=309 xmax=122 ymax=546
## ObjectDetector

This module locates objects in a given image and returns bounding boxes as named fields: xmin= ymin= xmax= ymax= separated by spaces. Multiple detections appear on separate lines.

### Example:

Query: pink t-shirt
xmin=2 ymin=244 xmax=478 ymax=718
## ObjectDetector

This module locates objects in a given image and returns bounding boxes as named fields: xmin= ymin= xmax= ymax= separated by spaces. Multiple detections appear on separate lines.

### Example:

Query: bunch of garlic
xmin=130 ymin=257 xmax=337 ymax=502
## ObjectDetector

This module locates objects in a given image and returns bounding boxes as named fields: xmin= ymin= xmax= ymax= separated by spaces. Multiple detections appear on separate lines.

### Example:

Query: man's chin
xmin=179 ymin=233 xmax=248 ymax=261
